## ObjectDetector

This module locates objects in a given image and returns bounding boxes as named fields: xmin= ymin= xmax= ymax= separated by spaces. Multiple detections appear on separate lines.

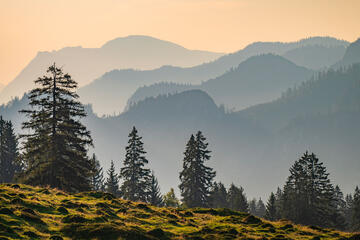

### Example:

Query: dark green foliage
xmin=179 ymin=131 xmax=216 ymax=208
xmin=209 ymin=182 xmax=228 ymax=208
xmin=89 ymin=154 xmax=104 ymax=191
xmin=147 ymin=172 xmax=163 ymax=206
xmin=0 ymin=118 xmax=20 ymax=183
xmin=119 ymin=127 xmax=151 ymax=202
xmin=163 ymin=188 xmax=180 ymax=208
xmin=105 ymin=160 xmax=119 ymax=196
xmin=281 ymin=151 xmax=339 ymax=228
xmin=352 ymin=186 xmax=360 ymax=231
xmin=227 ymin=184 xmax=248 ymax=212
xmin=265 ymin=192 xmax=277 ymax=221
xmin=18 ymin=64 xmax=93 ymax=192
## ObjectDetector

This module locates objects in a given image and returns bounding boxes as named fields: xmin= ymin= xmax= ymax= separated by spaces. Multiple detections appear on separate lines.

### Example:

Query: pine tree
xmin=227 ymin=184 xmax=248 ymax=212
xmin=105 ymin=160 xmax=119 ymax=196
xmin=256 ymin=198 xmax=266 ymax=218
xmin=281 ymin=151 xmax=336 ymax=227
xmin=265 ymin=192 xmax=277 ymax=221
xmin=89 ymin=154 xmax=104 ymax=191
xmin=179 ymin=131 xmax=216 ymax=208
xmin=163 ymin=188 xmax=180 ymax=208
xmin=147 ymin=171 xmax=163 ymax=206
xmin=119 ymin=127 xmax=151 ymax=202
xmin=0 ymin=118 xmax=20 ymax=183
xmin=19 ymin=64 xmax=93 ymax=192
xmin=344 ymin=194 xmax=354 ymax=230
xmin=209 ymin=182 xmax=228 ymax=208
xmin=331 ymin=185 xmax=346 ymax=230
xmin=352 ymin=186 xmax=360 ymax=231
xmin=274 ymin=187 xmax=283 ymax=219
xmin=249 ymin=198 xmax=257 ymax=215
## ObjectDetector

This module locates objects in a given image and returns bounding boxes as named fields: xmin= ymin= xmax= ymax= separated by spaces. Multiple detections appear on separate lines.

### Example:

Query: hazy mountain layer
xmin=0 ymin=35 xmax=223 ymax=105
xmin=126 ymin=54 xmax=313 ymax=111
xmin=79 ymin=37 xmax=347 ymax=115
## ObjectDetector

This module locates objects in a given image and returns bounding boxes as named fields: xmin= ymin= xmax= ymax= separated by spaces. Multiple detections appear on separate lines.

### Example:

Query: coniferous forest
xmin=1 ymin=3 xmax=360 ymax=237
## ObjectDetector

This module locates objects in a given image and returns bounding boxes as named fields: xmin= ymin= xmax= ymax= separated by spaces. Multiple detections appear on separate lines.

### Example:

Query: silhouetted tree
xmin=89 ymin=154 xmax=104 ymax=191
xmin=105 ymin=160 xmax=119 ymax=196
xmin=249 ymin=198 xmax=257 ymax=215
xmin=281 ymin=151 xmax=336 ymax=227
xmin=210 ymin=182 xmax=228 ymax=208
xmin=352 ymin=186 xmax=360 ymax=231
xmin=163 ymin=188 xmax=180 ymax=208
xmin=179 ymin=131 xmax=216 ymax=208
xmin=19 ymin=63 xmax=93 ymax=192
xmin=147 ymin=171 xmax=163 ymax=206
xmin=256 ymin=198 xmax=266 ymax=218
xmin=227 ymin=184 xmax=248 ymax=212
xmin=119 ymin=127 xmax=151 ymax=202
xmin=0 ymin=117 xmax=20 ymax=183
xmin=265 ymin=192 xmax=277 ymax=221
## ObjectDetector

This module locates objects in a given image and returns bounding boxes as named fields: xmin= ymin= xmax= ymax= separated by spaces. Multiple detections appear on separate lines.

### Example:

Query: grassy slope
xmin=0 ymin=184 xmax=358 ymax=240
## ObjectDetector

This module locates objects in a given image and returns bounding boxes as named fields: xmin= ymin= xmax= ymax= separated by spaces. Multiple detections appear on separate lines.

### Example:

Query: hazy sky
xmin=1 ymin=0 xmax=359 ymax=85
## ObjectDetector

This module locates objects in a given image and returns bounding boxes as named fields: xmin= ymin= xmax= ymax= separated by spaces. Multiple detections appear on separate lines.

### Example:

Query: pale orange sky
xmin=0 ymin=0 xmax=359 ymax=85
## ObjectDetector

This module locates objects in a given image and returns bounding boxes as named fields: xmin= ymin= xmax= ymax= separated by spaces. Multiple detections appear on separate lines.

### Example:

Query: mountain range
xmin=78 ymin=36 xmax=348 ymax=115
xmin=0 ymin=35 xmax=223 ymax=105
xmin=2 ymin=63 xmax=359 ymax=199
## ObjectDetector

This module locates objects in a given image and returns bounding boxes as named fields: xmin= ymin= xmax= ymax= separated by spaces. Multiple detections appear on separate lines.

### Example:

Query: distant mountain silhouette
xmin=79 ymin=37 xmax=347 ymax=115
xmin=126 ymin=54 xmax=313 ymax=111
xmin=333 ymin=38 xmax=360 ymax=68
xmin=0 ymin=35 xmax=223 ymax=105
xmin=3 ymin=65 xmax=359 ymax=198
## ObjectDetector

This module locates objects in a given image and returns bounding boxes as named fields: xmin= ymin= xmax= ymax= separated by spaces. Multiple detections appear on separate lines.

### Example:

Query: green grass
xmin=0 ymin=184 xmax=358 ymax=240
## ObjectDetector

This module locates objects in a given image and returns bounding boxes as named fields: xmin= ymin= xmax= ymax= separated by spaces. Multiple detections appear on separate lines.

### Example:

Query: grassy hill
xmin=0 ymin=184 xmax=358 ymax=240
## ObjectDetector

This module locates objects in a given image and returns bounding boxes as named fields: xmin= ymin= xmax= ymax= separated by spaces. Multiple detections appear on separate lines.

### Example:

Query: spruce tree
xmin=0 ymin=118 xmax=20 ymax=183
xmin=227 ymin=184 xmax=249 ymax=212
xmin=119 ymin=126 xmax=151 ymax=202
xmin=344 ymin=194 xmax=354 ymax=230
xmin=105 ymin=160 xmax=119 ymax=196
xmin=163 ymin=188 xmax=180 ymax=208
xmin=265 ymin=192 xmax=277 ymax=221
xmin=210 ymin=182 xmax=228 ymax=208
xmin=281 ymin=151 xmax=336 ymax=227
xmin=352 ymin=186 xmax=360 ymax=231
xmin=147 ymin=171 xmax=163 ymax=206
xmin=19 ymin=64 xmax=93 ymax=192
xmin=179 ymin=131 xmax=216 ymax=208
xmin=249 ymin=198 xmax=257 ymax=215
xmin=256 ymin=198 xmax=266 ymax=218
xmin=89 ymin=154 xmax=104 ymax=191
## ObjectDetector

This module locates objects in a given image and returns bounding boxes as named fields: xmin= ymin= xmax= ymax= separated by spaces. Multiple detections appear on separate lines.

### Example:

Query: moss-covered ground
xmin=0 ymin=184 xmax=358 ymax=240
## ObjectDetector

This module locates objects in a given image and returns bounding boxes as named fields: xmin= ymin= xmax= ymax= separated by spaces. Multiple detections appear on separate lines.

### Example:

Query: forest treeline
xmin=0 ymin=64 xmax=359 ymax=232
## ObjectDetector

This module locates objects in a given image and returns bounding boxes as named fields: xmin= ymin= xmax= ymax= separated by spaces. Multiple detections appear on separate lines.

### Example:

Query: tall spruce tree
xmin=265 ymin=192 xmax=277 ymax=221
xmin=89 ymin=154 xmax=104 ymax=191
xmin=344 ymin=194 xmax=354 ymax=230
xmin=281 ymin=151 xmax=336 ymax=227
xmin=256 ymin=198 xmax=266 ymax=218
xmin=227 ymin=184 xmax=249 ymax=212
xmin=352 ymin=186 xmax=360 ymax=231
xmin=105 ymin=160 xmax=119 ymax=196
xmin=179 ymin=131 xmax=216 ymax=208
xmin=0 ymin=117 xmax=20 ymax=183
xmin=210 ymin=182 xmax=228 ymax=208
xmin=249 ymin=198 xmax=257 ymax=215
xmin=147 ymin=171 xmax=163 ymax=206
xmin=19 ymin=64 xmax=93 ymax=192
xmin=119 ymin=127 xmax=151 ymax=202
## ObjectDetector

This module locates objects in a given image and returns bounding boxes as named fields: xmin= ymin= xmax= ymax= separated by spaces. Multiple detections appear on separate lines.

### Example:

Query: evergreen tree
xmin=256 ymin=198 xmax=266 ymax=218
xmin=19 ymin=64 xmax=93 ymax=192
xmin=179 ymin=131 xmax=216 ymax=208
xmin=331 ymin=185 xmax=346 ymax=230
xmin=227 ymin=184 xmax=248 ymax=212
xmin=147 ymin=171 xmax=163 ymax=206
xmin=119 ymin=127 xmax=151 ymax=202
xmin=281 ymin=151 xmax=336 ymax=227
xmin=265 ymin=192 xmax=277 ymax=221
xmin=344 ymin=194 xmax=354 ymax=230
xmin=163 ymin=188 xmax=180 ymax=208
xmin=105 ymin=160 xmax=119 ymax=196
xmin=0 ymin=117 xmax=20 ymax=183
xmin=209 ymin=182 xmax=228 ymax=208
xmin=352 ymin=186 xmax=360 ymax=231
xmin=89 ymin=154 xmax=104 ymax=191
xmin=274 ymin=187 xmax=283 ymax=219
xmin=249 ymin=198 xmax=257 ymax=215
